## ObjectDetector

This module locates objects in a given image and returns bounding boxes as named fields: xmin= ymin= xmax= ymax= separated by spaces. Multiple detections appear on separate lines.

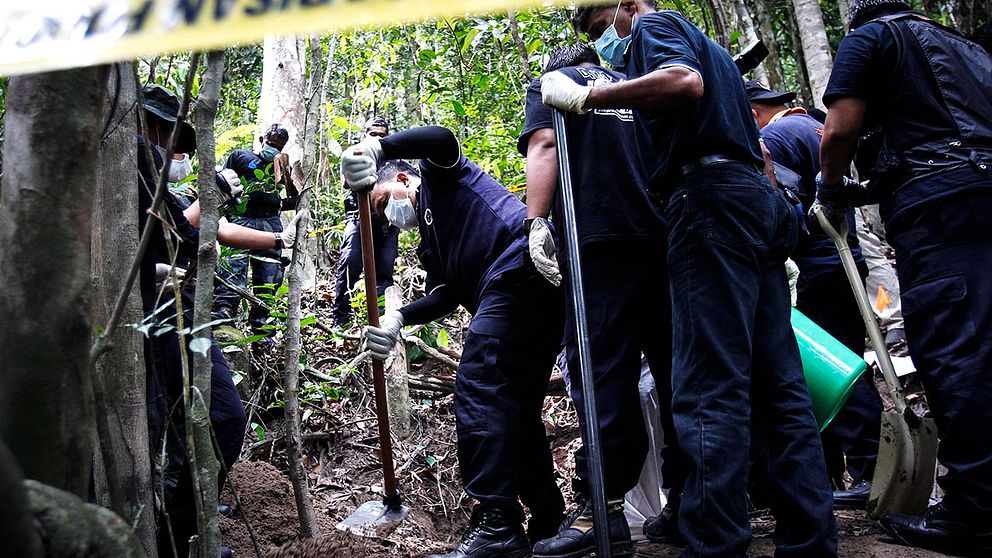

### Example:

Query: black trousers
xmin=332 ymin=216 xmax=399 ymax=326
xmin=454 ymin=269 xmax=565 ymax=534
xmin=563 ymin=239 xmax=686 ymax=501
xmin=797 ymin=264 xmax=883 ymax=487
xmin=887 ymin=187 xmax=992 ymax=522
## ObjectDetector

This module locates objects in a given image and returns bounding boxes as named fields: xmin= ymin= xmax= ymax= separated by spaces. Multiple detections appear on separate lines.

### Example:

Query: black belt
xmin=679 ymin=155 xmax=753 ymax=178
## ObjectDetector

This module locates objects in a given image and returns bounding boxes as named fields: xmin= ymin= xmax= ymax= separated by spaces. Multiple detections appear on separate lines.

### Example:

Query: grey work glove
xmin=785 ymin=258 xmax=800 ymax=307
xmin=341 ymin=138 xmax=383 ymax=192
xmin=365 ymin=310 xmax=404 ymax=361
xmin=216 ymin=168 xmax=244 ymax=200
xmin=528 ymin=218 xmax=561 ymax=286
xmin=541 ymin=71 xmax=591 ymax=114
xmin=278 ymin=210 xmax=308 ymax=249
xmin=811 ymin=172 xmax=868 ymax=223
xmin=154 ymin=263 xmax=187 ymax=291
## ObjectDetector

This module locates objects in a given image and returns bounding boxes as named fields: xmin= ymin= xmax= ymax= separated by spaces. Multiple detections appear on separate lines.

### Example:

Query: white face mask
xmin=168 ymin=153 xmax=194 ymax=183
xmin=384 ymin=195 xmax=418 ymax=229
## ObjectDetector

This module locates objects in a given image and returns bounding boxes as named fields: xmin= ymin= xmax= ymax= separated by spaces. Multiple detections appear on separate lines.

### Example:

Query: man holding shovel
xmin=818 ymin=0 xmax=992 ymax=553
xmin=545 ymin=2 xmax=838 ymax=557
xmin=342 ymin=126 xmax=566 ymax=558
xmin=519 ymin=43 xmax=685 ymax=556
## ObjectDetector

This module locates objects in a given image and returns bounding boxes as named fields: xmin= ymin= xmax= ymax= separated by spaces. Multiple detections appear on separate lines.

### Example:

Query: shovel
xmin=814 ymin=206 xmax=938 ymax=519
xmin=336 ymin=189 xmax=410 ymax=535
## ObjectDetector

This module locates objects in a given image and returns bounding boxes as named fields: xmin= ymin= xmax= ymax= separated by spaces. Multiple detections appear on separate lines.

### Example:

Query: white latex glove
xmin=279 ymin=210 xmax=308 ymax=249
xmin=540 ymin=71 xmax=591 ymax=114
xmin=528 ymin=218 xmax=561 ymax=286
xmin=366 ymin=311 xmax=404 ymax=361
xmin=785 ymin=258 xmax=800 ymax=307
xmin=341 ymin=138 xmax=383 ymax=192
xmin=154 ymin=263 xmax=187 ymax=291
xmin=217 ymin=168 xmax=244 ymax=199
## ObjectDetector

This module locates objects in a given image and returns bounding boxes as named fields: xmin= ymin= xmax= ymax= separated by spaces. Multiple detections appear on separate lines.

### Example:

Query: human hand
xmin=341 ymin=138 xmax=383 ymax=192
xmin=365 ymin=311 xmax=404 ymax=361
xmin=541 ymin=71 xmax=591 ymax=114
xmin=528 ymin=218 xmax=561 ymax=286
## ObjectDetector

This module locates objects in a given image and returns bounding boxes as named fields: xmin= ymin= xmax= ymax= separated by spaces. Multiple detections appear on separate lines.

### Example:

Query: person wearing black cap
xmin=138 ymin=84 xmax=304 ymax=558
xmin=331 ymin=116 xmax=400 ymax=326
xmin=819 ymin=0 xmax=992 ymax=553
xmin=747 ymin=80 xmax=883 ymax=510
xmin=546 ymin=3 xmax=837 ymax=557
xmin=212 ymin=122 xmax=299 ymax=337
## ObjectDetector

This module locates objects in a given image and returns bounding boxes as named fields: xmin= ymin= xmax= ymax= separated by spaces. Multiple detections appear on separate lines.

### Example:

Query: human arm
xmin=525 ymin=128 xmax=558 ymax=219
xmin=184 ymin=202 xmax=305 ymax=250
xmin=760 ymin=140 xmax=779 ymax=189
xmin=542 ymin=66 xmax=703 ymax=113
xmin=342 ymin=126 xmax=461 ymax=191
xmin=819 ymin=98 xmax=867 ymax=184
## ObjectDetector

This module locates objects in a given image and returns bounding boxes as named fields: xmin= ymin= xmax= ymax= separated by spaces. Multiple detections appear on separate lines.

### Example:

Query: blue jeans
xmin=214 ymin=215 xmax=284 ymax=331
xmin=666 ymin=163 xmax=836 ymax=558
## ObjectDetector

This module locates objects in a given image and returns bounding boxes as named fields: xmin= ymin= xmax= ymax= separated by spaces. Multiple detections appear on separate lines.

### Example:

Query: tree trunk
xmin=0 ymin=66 xmax=106 ymax=497
xmin=731 ymin=0 xmax=770 ymax=84
xmin=260 ymin=36 xmax=308 ymax=156
xmin=706 ymin=0 xmax=732 ymax=48
xmin=786 ymin=2 xmax=816 ymax=107
xmin=190 ymin=50 xmax=226 ymax=558
xmin=508 ymin=12 xmax=535 ymax=82
xmin=91 ymin=63 xmax=157 ymax=557
xmin=282 ymin=35 xmax=323 ymax=540
xmin=749 ymin=0 xmax=786 ymax=91
xmin=792 ymin=0 xmax=834 ymax=109
xmin=385 ymin=286 xmax=411 ymax=440
xmin=837 ymin=0 xmax=853 ymax=33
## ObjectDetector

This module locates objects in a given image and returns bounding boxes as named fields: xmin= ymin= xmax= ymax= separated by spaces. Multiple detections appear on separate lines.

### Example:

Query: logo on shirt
xmin=576 ymin=67 xmax=633 ymax=122
xmin=424 ymin=208 xmax=434 ymax=226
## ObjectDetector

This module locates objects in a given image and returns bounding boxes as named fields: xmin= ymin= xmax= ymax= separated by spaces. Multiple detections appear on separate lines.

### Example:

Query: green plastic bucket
xmin=791 ymin=308 xmax=867 ymax=431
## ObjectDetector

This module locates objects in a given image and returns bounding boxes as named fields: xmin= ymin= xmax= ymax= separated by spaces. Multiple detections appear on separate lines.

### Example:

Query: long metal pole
xmin=357 ymin=191 xmax=402 ymax=509
xmin=552 ymin=108 xmax=612 ymax=558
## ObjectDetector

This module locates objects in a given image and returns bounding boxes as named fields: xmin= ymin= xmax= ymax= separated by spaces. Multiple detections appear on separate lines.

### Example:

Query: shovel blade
xmin=336 ymin=500 xmax=410 ymax=538
xmin=867 ymin=410 xmax=939 ymax=519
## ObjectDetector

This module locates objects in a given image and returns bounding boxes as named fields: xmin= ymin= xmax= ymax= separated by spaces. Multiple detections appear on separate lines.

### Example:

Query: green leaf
xmin=437 ymin=328 xmax=450 ymax=348
xmin=451 ymin=100 xmax=466 ymax=116
xmin=425 ymin=455 xmax=437 ymax=467
xmin=252 ymin=423 xmax=266 ymax=441
xmin=253 ymin=168 xmax=265 ymax=180
xmin=332 ymin=116 xmax=351 ymax=129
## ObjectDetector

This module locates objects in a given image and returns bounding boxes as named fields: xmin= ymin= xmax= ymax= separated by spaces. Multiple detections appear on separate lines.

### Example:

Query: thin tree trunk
xmin=281 ymin=35 xmax=322 ymax=539
xmin=508 ymin=12 xmax=535 ymax=82
xmin=837 ymin=0 xmax=853 ymax=32
xmin=749 ymin=0 xmax=786 ymax=91
xmin=731 ymin=0 xmax=770 ymax=83
xmin=385 ymin=286 xmax=410 ymax=440
xmin=792 ymin=0 xmax=834 ymax=109
xmin=190 ymin=50 xmax=226 ymax=558
xmin=260 ymin=36 xmax=307 ymax=153
xmin=707 ymin=0 xmax=732 ymax=48
xmin=0 ymin=66 xmax=107 ymax=497
xmin=787 ymin=2 xmax=816 ymax=107
xmin=91 ymin=62 xmax=157 ymax=557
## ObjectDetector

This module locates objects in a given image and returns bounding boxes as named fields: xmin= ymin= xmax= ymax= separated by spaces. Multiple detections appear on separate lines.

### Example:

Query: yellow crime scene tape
xmin=0 ymin=0 xmax=582 ymax=77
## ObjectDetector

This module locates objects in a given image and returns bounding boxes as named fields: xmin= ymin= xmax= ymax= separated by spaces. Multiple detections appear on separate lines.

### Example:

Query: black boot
xmin=832 ymin=480 xmax=871 ymax=510
xmin=643 ymin=501 xmax=684 ymax=546
xmin=532 ymin=498 xmax=633 ymax=558
xmin=429 ymin=507 xmax=531 ymax=558
xmin=878 ymin=502 xmax=992 ymax=556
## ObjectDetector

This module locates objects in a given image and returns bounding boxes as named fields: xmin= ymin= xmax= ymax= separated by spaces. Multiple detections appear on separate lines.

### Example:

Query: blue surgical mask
xmin=595 ymin=3 xmax=632 ymax=68
xmin=384 ymin=195 xmax=418 ymax=229
xmin=260 ymin=143 xmax=280 ymax=163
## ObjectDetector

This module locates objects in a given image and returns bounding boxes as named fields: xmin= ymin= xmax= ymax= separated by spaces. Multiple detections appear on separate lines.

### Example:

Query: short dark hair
xmin=572 ymin=1 xmax=656 ymax=35
xmin=364 ymin=116 xmax=389 ymax=132
xmin=264 ymin=123 xmax=289 ymax=144
xmin=377 ymin=160 xmax=419 ymax=184
xmin=544 ymin=43 xmax=600 ymax=73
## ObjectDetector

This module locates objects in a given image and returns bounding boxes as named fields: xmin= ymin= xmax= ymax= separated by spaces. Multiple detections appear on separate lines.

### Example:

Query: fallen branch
xmin=405 ymin=335 xmax=459 ymax=370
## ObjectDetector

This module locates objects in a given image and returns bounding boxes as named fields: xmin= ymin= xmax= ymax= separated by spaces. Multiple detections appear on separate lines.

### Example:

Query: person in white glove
xmin=785 ymin=258 xmax=800 ymax=307
xmin=216 ymin=167 xmax=244 ymax=202
xmin=355 ymin=125 xmax=567 ymax=555
xmin=365 ymin=311 xmax=404 ymax=360
xmin=519 ymin=43 xmax=680 ymax=555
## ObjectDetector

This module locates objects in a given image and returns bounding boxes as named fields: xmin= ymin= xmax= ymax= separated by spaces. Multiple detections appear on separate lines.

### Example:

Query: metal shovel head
xmin=336 ymin=500 xmax=410 ymax=537
xmin=867 ymin=408 xmax=939 ymax=519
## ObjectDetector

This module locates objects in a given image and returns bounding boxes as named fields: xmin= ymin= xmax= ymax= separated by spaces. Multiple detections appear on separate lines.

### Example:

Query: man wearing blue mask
xmin=214 ymin=123 xmax=300 ymax=339
xmin=332 ymin=117 xmax=401 ymax=327
xmin=544 ymin=3 xmax=838 ymax=557
xmin=342 ymin=126 xmax=567 ymax=558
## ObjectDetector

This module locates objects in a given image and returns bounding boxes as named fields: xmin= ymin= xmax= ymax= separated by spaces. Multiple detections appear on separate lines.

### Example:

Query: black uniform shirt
xmin=625 ymin=10 xmax=764 ymax=192
xmin=223 ymin=149 xmax=282 ymax=217
xmin=518 ymin=66 xmax=666 ymax=248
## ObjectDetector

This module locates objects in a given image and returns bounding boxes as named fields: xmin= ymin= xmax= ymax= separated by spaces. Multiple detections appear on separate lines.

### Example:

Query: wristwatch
xmin=521 ymin=218 xmax=537 ymax=234
xmin=273 ymin=232 xmax=284 ymax=250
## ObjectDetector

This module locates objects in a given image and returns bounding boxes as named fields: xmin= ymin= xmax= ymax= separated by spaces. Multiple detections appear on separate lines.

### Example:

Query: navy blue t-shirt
xmin=518 ymin=66 xmax=666 ymax=247
xmin=760 ymin=114 xmax=863 ymax=286
xmin=824 ymin=18 xmax=992 ymax=221
xmin=223 ymin=149 xmax=282 ymax=216
xmin=625 ymin=10 xmax=764 ymax=191
xmin=415 ymin=154 xmax=529 ymax=315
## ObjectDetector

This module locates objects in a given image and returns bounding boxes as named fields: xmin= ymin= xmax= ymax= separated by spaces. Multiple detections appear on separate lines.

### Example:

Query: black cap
xmin=364 ymin=116 xmax=389 ymax=132
xmin=849 ymin=0 xmax=911 ymax=30
xmin=142 ymin=84 xmax=197 ymax=154
xmin=744 ymin=80 xmax=797 ymax=105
